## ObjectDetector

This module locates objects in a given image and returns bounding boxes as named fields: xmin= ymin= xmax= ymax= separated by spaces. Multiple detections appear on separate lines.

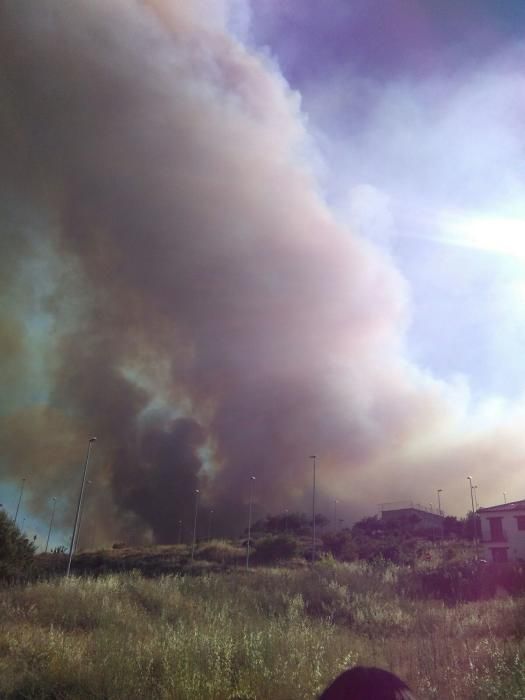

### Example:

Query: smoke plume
xmin=0 ymin=0 xmax=524 ymax=544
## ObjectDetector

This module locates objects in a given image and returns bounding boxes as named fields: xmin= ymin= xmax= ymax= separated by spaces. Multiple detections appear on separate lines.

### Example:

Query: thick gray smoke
xmin=1 ymin=0 xmax=524 ymax=544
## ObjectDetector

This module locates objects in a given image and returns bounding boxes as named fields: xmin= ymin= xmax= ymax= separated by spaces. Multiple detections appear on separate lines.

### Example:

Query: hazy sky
xmin=1 ymin=0 xmax=525 ymax=546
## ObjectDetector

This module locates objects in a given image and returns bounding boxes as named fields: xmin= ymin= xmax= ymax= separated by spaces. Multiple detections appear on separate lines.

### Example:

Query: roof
xmin=478 ymin=499 xmax=525 ymax=514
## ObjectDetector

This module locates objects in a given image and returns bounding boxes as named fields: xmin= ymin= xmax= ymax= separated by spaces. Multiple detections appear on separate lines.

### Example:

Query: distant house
xmin=478 ymin=500 xmax=525 ymax=563
xmin=380 ymin=502 xmax=444 ymax=534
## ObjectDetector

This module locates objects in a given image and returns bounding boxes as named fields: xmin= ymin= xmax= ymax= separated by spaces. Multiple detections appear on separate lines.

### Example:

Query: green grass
xmin=1 ymin=562 xmax=524 ymax=699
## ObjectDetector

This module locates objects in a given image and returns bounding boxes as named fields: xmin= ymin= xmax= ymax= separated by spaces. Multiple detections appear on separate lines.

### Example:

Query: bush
xmin=253 ymin=535 xmax=300 ymax=563
xmin=195 ymin=540 xmax=244 ymax=565
xmin=0 ymin=509 xmax=35 ymax=580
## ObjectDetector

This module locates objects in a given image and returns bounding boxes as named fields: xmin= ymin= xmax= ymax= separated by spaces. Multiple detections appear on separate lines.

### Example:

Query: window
xmin=488 ymin=517 xmax=504 ymax=541
xmin=491 ymin=548 xmax=508 ymax=563
xmin=516 ymin=516 xmax=525 ymax=531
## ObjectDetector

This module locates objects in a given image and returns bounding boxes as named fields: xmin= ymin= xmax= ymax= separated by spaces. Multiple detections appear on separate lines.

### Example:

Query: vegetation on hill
xmin=1 ymin=563 xmax=524 ymax=699
xmin=0 ymin=509 xmax=35 ymax=580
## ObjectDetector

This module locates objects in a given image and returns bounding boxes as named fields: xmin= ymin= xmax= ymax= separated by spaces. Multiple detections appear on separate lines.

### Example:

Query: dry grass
xmin=1 ymin=561 xmax=524 ymax=699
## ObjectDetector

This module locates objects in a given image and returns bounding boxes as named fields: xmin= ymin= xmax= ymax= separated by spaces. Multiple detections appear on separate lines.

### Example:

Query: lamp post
xmin=467 ymin=476 xmax=479 ymax=558
xmin=45 ymin=497 xmax=57 ymax=553
xmin=67 ymin=437 xmax=96 ymax=577
xmin=207 ymin=509 xmax=214 ymax=541
xmin=191 ymin=489 xmax=200 ymax=564
xmin=246 ymin=476 xmax=256 ymax=570
xmin=503 ymin=492 xmax=507 ymax=504
xmin=14 ymin=478 xmax=26 ymax=525
xmin=310 ymin=455 xmax=317 ymax=563
xmin=473 ymin=485 xmax=479 ymax=511
xmin=437 ymin=489 xmax=443 ymax=516
xmin=74 ymin=480 xmax=92 ymax=553
xmin=333 ymin=499 xmax=338 ymax=531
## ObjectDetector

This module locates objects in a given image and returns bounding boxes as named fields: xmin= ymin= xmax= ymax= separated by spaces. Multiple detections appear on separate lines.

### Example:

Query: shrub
xmin=0 ymin=509 xmax=35 ymax=580
xmin=195 ymin=540 xmax=244 ymax=565
xmin=253 ymin=535 xmax=299 ymax=563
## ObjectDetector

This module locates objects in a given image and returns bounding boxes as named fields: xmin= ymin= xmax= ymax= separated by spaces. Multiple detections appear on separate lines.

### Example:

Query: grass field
xmin=1 ymin=559 xmax=525 ymax=699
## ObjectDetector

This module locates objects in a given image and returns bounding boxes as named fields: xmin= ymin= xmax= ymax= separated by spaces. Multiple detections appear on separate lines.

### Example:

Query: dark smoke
xmin=1 ymin=0 xmax=524 ymax=543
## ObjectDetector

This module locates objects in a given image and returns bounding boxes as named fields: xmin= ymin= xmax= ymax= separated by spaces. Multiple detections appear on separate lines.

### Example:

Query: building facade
xmin=478 ymin=500 xmax=525 ymax=563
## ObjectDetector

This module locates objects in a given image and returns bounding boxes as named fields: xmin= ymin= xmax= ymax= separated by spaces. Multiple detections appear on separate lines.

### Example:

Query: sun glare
xmin=445 ymin=214 xmax=525 ymax=261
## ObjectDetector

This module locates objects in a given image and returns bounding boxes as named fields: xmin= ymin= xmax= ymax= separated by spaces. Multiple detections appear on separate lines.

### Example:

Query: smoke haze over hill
xmin=1 ymin=1 xmax=525 ymax=544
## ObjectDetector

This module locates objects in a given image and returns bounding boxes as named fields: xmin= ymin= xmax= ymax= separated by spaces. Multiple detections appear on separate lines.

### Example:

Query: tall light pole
xmin=467 ymin=476 xmax=479 ymax=558
xmin=207 ymin=509 xmax=214 ymax=541
xmin=74 ymin=480 xmax=92 ymax=553
xmin=473 ymin=485 xmax=479 ymax=511
xmin=333 ymin=499 xmax=338 ymax=531
xmin=437 ymin=489 xmax=443 ymax=516
xmin=310 ymin=455 xmax=317 ymax=563
xmin=191 ymin=489 xmax=200 ymax=564
xmin=45 ymin=497 xmax=57 ymax=553
xmin=67 ymin=437 xmax=96 ymax=577
xmin=503 ymin=492 xmax=507 ymax=504
xmin=14 ymin=477 xmax=25 ymax=525
xmin=246 ymin=476 xmax=256 ymax=570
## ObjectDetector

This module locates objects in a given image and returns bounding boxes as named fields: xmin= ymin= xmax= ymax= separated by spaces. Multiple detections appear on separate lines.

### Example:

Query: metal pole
xmin=467 ymin=476 xmax=479 ymax=558
xmin=45 ymin=497 xmax=57 ymax=553
xmin=191 ymin=489 xmax=200 ymax=564
xmin=208 ymin=509 xmax=214 ymax=541
xmin=473 ymin=485 xmax=479 ymax=511
xmin=503 ymin=492 xmax=507 ymax=504
xmin=67 ymin=437 xmax=96 ymax=577
xmin=310 ymin=455 xmax=317 ymax=563
xmin=14 ymin=478 xmax=25 ymax=525
xmin=333 ymin=499 xmax=338 ymax=531
xmin=178 ymin=519 xmax=183 ymax=544
xmin=437 ymin=489 xmax=443 ymax=541
xmin=246 ymin=476 xmax=256 ymax=570
xmin=74 ymin=479 xmax=91 ymax=553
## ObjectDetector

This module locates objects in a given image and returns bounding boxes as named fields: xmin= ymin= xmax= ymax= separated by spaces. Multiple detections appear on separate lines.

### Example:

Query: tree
xmin=0 ymin=509 xmax=35 ymax=580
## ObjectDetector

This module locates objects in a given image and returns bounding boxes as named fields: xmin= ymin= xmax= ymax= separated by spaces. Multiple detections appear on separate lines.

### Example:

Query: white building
xmin=478 ymin=500 xmax=525 ymax=563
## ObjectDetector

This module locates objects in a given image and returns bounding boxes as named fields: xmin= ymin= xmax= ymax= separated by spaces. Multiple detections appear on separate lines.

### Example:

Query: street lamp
xmin=310 ymin=455 xmax=317 ymax=563
xmin=437 ymin=489 xmax=443 ymax=516
xmin=67 ymin=437 xmax=96 ymax=577
xmin=467 ymin=476 xmax=479 ymax=558
xmin=45 ymin=497 xmax=57 ymax=554
xmin=503 ymin=492 xmax=507 ymax=504
xmin=14 ymin=477 xmax=26 ymax=525
xmin=74 ymin=480 xmax=92 ymax=553
xmin=207 ymin=509 xmax=214 ymax=541
xmin=333 ymin=499 xmax=339 ymax=531
xmin=191 ymin=489 xmax=200 ymax=564
xmin=246 ymin=476 xmax=256 ymax=570
xmin=473 ymin=485 xmax=479 ymax=511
